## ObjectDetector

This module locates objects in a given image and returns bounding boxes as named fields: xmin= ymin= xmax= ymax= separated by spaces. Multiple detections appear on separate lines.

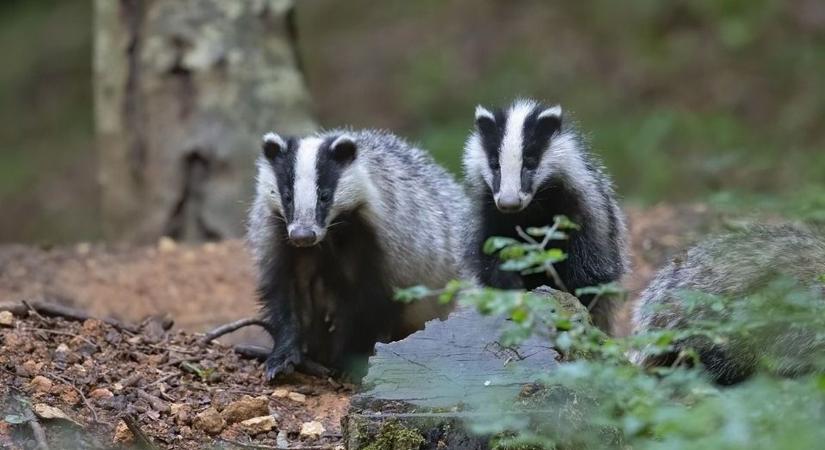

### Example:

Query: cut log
xmin=346 ymin=287 xmax=582 ymax=449
xmin=94 ymin=0 xmax=316 ymax=243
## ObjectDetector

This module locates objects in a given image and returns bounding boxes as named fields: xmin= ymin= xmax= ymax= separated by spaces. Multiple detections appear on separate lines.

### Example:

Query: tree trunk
xmin=94 ymin=0 xmax=316 ymax=243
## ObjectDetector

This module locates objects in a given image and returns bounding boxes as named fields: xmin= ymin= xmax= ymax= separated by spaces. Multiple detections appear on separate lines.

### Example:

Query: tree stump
xmin=345 ymin=287 xmax=582 ymax=449
xmin=94 ymin=0 xmax=316 ymax=243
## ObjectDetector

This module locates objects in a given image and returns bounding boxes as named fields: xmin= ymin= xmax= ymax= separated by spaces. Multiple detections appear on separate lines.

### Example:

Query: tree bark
xmin=94 ymin=0 xmax=316 ymax=243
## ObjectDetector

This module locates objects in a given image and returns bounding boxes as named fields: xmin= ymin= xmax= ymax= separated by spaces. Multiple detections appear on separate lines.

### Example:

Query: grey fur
xmin=248 ymin=128 xmax=471 ymax=378
xmin=464 ymin=99 xmax=630 ymax=332
xmin=631 ymin=224 xmax=825 ymax=383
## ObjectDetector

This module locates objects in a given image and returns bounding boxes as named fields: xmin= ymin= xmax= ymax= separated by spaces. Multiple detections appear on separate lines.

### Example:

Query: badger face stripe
xmin=499 ymin=101 xmax=534 ymax=197
xmin=475 ymin=107 xmax=507 ymax=193
xmin=264 ymin=136 xmax=299 ymax=221
xmin=314 ymin=135 xmax=356 ymax=227
xmin=521 ymin=105 xmax=562 ymax=192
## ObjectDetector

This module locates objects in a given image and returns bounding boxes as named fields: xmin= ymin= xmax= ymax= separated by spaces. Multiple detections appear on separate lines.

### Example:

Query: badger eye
xmin=489 ymin=159 xmax=500 ymax=170
xmin=318 ymin=190 xmax=332 ymax=203
xmin=282 ymin=191 xmax=292 ymax=203
xmin=524 ymin=157 xmax=539 ymax=169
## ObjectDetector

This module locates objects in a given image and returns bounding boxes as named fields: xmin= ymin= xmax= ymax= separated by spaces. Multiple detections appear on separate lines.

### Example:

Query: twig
xmin=202 ymin=317 xmax=270 ymax=344
xmin=6 ymin=300 xmax=139 ymax=333
xmin=23 ymin=327 xmax=98 ymax=349
xmin=232 ymin=344 xmax=270 ymax=360
xmin=143 ymin=373 xmax=176 ymax=389
xmin=218 ymin=437 xmax=335 ymax=450
xmin=51 ymin=373 xmax=99 ymax=423
xmin=25 ymin=407 xmax=50 ymax=450
xmin=122 ymin=414 xmax=160 ymax=450
xmin=137 ymin=389 xmax=170 ymax=413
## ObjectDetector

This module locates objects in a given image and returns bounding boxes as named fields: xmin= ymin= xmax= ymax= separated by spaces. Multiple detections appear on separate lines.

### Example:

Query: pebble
xmin=0 ymin=311 xmax=14 ymax=327
xmin=29 ymin=375 xmax=53 ymax=393
xmin=158 ymin=236 xmax=177 ymax=253
xmin=287 ymin=392 xmax=306 ymax=403
xmin=239 ymin=415 xmax=278 ymax=435
xmin=113 ymin=420 xmax=133 ymax=444
xmin=90 ymin=388 xmax=114 ymax=400
xmin=271 ymin=389 xmax=289 ymax=398
xmin=193 ymin=407 xmax=226 ymax=435
xmin=300 ymin=421 xmax=325 ymax=439
xmin=220 ymin=395 xmax=269 ymax=424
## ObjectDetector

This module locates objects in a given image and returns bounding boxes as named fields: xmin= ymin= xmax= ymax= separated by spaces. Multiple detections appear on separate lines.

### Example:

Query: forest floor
xmin=0 ymin=204 xmax=721 ymax=449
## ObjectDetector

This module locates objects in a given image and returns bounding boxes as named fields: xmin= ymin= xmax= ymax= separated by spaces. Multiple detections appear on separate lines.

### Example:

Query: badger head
xmin=465 ymin=99 xmax=563 ymax=213
xmin=256 ymin=131 xmax=363 ymax=247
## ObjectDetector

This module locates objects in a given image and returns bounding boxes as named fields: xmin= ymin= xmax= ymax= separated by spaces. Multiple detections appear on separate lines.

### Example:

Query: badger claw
xmin=264 ymin=347 xmax=303 ymax=381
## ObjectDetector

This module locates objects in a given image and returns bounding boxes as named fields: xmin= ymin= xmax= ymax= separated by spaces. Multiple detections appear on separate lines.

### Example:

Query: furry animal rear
xmin=630 ymin=224 xmax=825 ymax=384
xmin=463 ymin=99 xmax=629 ymax=331
xmin=247 ymin=129 xmax=471 ymax=380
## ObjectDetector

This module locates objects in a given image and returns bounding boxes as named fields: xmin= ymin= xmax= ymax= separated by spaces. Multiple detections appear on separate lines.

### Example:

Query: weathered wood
xmin=347 ymin=287 xmax=583 ymax=449
xmin=94 ymin=0 xmax=316 ymax=243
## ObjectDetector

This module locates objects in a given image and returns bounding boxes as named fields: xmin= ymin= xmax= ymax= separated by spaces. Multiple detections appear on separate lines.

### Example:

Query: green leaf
xmin=394 ymin=285 xmax=432 ymax=303
xmin=4 ymin=414 xmax=27 ymax=425
xmin=483 ymin=236 xmax=520 ymax=255
xmin=553 ymin=215 xmax=580 ymax=230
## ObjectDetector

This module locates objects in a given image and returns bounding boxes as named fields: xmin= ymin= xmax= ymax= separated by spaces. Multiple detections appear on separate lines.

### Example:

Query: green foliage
xmin=399 ymin=219 xmax=825 ymax=449
xmin=361 ymin=420 xmax=426 ymax=450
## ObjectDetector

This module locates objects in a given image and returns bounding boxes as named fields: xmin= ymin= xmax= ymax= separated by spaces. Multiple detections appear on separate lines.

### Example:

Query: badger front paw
xmin=264 ymin=345 xmax=303 ymax=381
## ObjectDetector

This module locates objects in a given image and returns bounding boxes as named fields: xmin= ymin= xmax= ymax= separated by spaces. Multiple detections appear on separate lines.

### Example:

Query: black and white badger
xmin=247 ymin=129 xmax=470 ymax=380
xmin=463 ymin=99 xmax=629 ymax=330
xmin=630 ymin=224 xmax=825 ymax=384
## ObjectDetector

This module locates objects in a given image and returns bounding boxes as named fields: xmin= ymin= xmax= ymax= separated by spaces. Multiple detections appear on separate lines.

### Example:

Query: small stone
xmin=170 ymin=403 xmax=192 ymax=425
xmin=90 ymin=388 xmax=114 ymax=400
xmin=220 ymin=395 xmax=269 ymax=424
xmin=55 ymin=343 xmax=70 ymax=353
xmin=193 ymin=407 xmax=225 ymax=435
xmin=300 ymin=421 xmax=325 ymax=439
xmin=21 ymin=360 xmax=41 ymax=376
xmin=113 ymin=420 xmax=133 ymax=444
xmin=0 ymin=311 xmax=13 ymax=327
xmin=271 ymin=389 xmax=289 ymax=398
xmin=158 ymin=236 xmax=177 ymax=253
xmin=29 ymin=375 xmax=53 ymax=393
xmin=33 ymin=404 xmax=80 ymax=426
xmin=82 ymin=319 xmax=104 ymax=335
xmin=59 ymin=386 xmax=81 ymax=406
xmin=75 ymin=242 xmax=92 ymax=255
xmin=287 ymin=392 xmax=306 ymax=403
xmin=239 ymin=415 xmax=277 ymax=435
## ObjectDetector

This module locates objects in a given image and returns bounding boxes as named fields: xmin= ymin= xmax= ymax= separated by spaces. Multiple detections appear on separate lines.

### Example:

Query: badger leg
xmin=260 ymin=283 xmax=304 ymax=381
xmin=478 ymin=254 xmax=524 ymax=289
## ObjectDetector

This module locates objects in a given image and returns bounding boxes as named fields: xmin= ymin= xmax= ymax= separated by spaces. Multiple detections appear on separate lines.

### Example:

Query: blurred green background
xmin=1 ymin=0 xmax=824 ymax=243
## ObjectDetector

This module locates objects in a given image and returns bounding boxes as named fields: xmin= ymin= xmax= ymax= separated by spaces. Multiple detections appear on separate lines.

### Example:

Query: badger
xmin=247 ymin=129 xmax=470 ymax=380
xmin=463 ymin=99 xmax=629 ymax=331
xmin=630 ymin=224 xmax=825 ymax=384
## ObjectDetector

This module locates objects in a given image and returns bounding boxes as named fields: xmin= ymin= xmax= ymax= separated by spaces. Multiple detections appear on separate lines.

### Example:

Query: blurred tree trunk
xmin=94 ymin=0 xmax=316 ymax=243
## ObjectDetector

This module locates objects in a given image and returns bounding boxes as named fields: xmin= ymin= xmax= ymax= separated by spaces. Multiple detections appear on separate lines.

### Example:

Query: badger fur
xmin=463 ymin=99 xmax=629 ymax=331
xmin=247 ymin=129 xmax=470 ymax=380
xmin=630 ymin=224 xmax=825 ymax=384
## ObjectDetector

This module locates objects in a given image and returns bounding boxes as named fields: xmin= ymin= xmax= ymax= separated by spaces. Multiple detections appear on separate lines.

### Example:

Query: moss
xmin=361 ymin=420 xmax=426 ymax=450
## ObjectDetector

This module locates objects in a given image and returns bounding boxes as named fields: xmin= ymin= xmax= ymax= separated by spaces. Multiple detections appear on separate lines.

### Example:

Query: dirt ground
xmin=0 ymin=204 xmax=721 ymax=448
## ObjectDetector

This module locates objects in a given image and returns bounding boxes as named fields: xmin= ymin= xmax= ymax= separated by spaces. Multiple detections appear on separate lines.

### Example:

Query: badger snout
xmin=495 ymin=191 xmax=530 ymax=213
xmin=287 ymin=224 xmax=319 ymax=247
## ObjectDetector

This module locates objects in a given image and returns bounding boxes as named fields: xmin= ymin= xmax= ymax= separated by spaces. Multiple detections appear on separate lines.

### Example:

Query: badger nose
xmin=496 ymin=192 xmax=523 ymax=213
xmin=288 ymin=226 xmax=317 ymax=247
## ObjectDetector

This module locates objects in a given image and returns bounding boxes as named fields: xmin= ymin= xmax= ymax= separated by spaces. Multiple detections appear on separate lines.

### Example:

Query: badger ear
xmin=474 ymin=105 xmax=496 ymax=128
xmin=330 ymin=134 xmax=357 ymax=163
xmin=537 ymin=105 xmax=563 ymax=132
xmin=262 ymin=132 xmax=286 ymax=159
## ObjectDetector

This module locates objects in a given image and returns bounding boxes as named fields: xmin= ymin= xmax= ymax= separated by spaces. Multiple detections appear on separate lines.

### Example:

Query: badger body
xmin=631 ymin=224 xmax=825 ymax=384
xmin=248 ymin=129 xmax=469 ymax=379
xmin=463 ymin=99 xmax=629 ymax=331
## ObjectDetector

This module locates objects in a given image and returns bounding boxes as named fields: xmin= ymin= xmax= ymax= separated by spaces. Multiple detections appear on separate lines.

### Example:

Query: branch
xmin=122 ymin=414 xmax=160 ymax=450
xmin=202 ymin=317 xmax=270 ymax=344
xmin=1 ymin=300 xmax=139 ymax=333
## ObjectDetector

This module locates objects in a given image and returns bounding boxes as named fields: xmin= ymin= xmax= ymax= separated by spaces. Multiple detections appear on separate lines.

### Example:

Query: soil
xmin=0 ymin=203 xmax=722 ymax=448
